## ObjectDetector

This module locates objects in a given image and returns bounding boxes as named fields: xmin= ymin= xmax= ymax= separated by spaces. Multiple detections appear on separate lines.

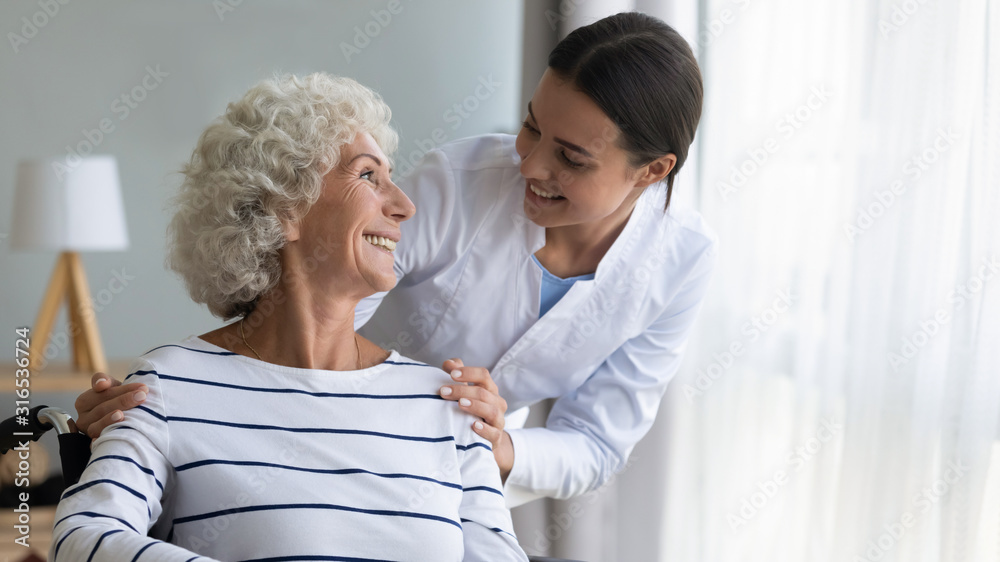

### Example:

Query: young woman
xmin=75 ymin=12 xmax=716 ymax=508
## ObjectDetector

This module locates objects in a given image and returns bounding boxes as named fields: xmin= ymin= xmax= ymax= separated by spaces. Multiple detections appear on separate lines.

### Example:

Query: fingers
xmin=80 ymin=373 xmax=125 ymax=412
xmin=76 ymin=378 xmax=143 ymax=419
xmin=471 ymin=419 xmax=505 ymax=448
xmin=439 ymin=366 xmax=506 ymax=421
xmin=90 ymin=372 xmax=121 ymax=392
xmin=456 ymin=391 xmax=508 ymax=430
xmin=86 ymin=409 xmax=127 ymax=440
xmin=75 ymin=382 xmax=149 ymax=438
xmin=441 ymin=357 xmax=464 ymax=373
xmin=439 ymin=358 xmax=508 ymax=447
xmin=440 ymin=382 xmax=507 ymax=428
xmin=446 ymin=365 xmax=498 ymax=394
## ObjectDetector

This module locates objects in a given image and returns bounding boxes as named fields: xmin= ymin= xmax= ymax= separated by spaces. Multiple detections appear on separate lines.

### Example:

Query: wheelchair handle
xmin=0 ymin=405 xmax=77 ymax=454
xmin=37 ymin=407 xmax=78 ymax=435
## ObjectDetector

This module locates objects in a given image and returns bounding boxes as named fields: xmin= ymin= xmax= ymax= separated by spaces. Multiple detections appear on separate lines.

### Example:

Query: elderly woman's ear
xmin=283 ymin=217 xmax=301 ymax=242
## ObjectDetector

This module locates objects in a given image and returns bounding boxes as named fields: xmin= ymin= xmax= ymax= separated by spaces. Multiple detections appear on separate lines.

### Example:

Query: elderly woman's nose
xmin=388 ymin=183 xmax=416 ymax=221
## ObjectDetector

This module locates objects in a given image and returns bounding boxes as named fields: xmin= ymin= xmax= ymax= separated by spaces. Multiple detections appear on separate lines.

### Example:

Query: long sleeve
xmin=454 ymin=422 xmax=528 ymax=561
xmin=504 ymin=242 xmax=718 ymax=502
xmin=50 ymin=360 xmax=216 ymax=562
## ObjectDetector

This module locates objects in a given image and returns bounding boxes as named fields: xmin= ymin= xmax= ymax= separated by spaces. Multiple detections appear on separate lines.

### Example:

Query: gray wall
xmin=0 ymin=0 xmax=524 ymax=363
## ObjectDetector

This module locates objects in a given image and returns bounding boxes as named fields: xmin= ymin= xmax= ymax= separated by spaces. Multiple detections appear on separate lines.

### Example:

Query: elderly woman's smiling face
xmin=284 ymin=131 xmax=415 ymax=298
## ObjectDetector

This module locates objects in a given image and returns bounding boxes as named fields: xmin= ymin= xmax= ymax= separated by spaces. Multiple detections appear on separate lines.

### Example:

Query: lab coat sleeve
xmin=504 ymin=241 xmax=718 ymax=503
xmin=354 ymin=289 xmax=388 ymax=330
xmin=50 ymin=360 xmax=220 ymax=561
xmin=354 ymin=148 xmax=457 ymax=331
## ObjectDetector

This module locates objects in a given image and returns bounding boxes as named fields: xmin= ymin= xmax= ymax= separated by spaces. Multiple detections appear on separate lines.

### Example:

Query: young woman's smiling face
xmin=515 ymin=69 xmax=674 ymax=230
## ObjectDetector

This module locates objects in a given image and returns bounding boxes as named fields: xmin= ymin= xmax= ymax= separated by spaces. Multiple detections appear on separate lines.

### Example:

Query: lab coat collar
xmin=493 ymin=181 xmax=669 ymax=392
xmin=511 ymin=196 xmax=548 ymax=255
xmin=593 ymin=182 xmax=667 ymax=283
xmin=501 ymin=140 xmax=549 ymax=254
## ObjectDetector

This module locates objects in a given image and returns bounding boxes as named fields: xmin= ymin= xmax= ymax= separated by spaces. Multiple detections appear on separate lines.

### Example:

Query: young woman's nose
xmin=518 ymin=143 xmax=553 ymax=183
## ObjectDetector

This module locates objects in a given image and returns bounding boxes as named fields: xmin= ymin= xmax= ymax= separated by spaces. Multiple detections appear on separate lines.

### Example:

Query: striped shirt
xmin=50 ymin=336 xmax=527 ymax=562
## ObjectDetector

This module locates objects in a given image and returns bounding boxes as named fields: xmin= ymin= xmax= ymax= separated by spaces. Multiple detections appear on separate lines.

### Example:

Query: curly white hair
xmin=166 ymin=73 xmax=398 ymax=319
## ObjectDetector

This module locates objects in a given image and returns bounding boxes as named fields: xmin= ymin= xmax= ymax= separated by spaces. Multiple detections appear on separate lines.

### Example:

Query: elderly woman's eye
xmin=361 ymin=170 xmax=375 ymax=182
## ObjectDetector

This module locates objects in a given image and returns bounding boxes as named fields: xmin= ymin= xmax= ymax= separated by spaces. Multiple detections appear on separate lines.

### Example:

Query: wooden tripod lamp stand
xmin=11 ymin=156 xmax=129 ymax=373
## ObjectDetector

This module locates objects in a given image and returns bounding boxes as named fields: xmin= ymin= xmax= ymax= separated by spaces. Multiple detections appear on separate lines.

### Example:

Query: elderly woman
xmin=50 ymin=74 xmax=527 ymax=562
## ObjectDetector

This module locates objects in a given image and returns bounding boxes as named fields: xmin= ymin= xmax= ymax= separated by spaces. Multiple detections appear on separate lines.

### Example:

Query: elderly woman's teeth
xmin=363 ymin=234 xmax=396 ymax=252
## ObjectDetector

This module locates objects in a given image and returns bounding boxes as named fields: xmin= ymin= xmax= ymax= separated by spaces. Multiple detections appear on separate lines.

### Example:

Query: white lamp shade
xmin=10 ymin=155 xmax=129 ymax=251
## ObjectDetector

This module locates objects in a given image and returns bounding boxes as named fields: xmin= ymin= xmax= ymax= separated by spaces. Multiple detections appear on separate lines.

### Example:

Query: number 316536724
xmin=14 ymin=327 xmax=30 ymax=409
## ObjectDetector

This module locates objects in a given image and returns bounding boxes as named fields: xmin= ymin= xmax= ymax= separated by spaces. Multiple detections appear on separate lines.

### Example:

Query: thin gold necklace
xmin=240 ymin=317 xmax=362 ymax=370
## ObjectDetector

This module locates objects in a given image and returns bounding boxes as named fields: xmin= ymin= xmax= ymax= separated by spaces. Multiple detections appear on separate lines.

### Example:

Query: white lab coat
xmin=356 ymin=134 xmax=717 ymax=507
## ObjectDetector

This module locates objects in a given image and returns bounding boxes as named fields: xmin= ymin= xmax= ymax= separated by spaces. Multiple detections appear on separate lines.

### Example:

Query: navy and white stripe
xmin=51 ymin=336 xmax=526 ymax=562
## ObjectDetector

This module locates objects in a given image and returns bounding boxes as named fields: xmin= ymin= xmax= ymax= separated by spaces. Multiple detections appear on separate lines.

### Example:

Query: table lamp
xmin=10 ymin=155 xmax=128 ymax=373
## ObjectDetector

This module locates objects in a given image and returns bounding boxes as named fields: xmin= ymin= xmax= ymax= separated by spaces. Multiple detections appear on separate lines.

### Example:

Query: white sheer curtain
xmin=660 ymin=1 xmax=1000 ymax=561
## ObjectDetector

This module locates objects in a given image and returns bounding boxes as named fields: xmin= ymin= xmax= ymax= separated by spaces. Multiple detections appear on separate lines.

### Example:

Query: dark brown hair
xmin=548 ymin=12 xmax=703 ymax=209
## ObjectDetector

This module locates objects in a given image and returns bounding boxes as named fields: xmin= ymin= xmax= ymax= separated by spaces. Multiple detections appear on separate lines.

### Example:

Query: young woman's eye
xmin=521 ymin=120 xmax=540 ymax=135
xmin=560 ymin=152 xmax=585 ymax=169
